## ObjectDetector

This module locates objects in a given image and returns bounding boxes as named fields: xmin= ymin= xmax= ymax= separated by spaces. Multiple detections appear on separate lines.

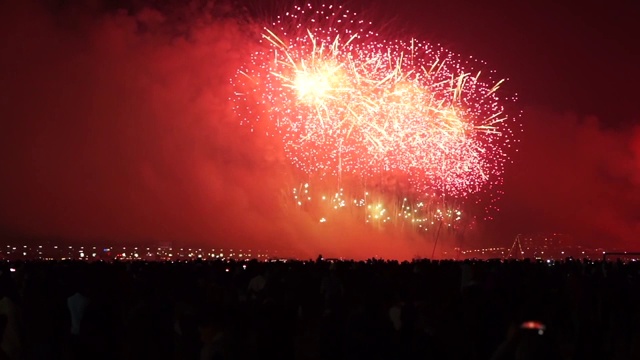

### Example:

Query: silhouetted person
xmin=67 ymin=277 xmax=89 ymax=360
xmin=0 ymin=315 xmax=10 ymax=360
xmin=0 ymin=277 xmax=20 ymax=360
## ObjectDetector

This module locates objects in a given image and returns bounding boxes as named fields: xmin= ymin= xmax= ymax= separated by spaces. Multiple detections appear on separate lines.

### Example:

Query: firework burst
xmin=232 ymin=3 xmax=519 ymax=224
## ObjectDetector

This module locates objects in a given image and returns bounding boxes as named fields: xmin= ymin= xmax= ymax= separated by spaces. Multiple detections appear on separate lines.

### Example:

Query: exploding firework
xmin=232 ymin=4 xmax=519 ymax=231
xmin=288 ymin=182 xmax=468 ymax=235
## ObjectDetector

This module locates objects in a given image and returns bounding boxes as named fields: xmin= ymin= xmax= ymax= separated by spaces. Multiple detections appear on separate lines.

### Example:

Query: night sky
xmin=1 ymin=0 xmax=638 ymax=258
xmin=392 ymin=0 xmax=640 ymax=123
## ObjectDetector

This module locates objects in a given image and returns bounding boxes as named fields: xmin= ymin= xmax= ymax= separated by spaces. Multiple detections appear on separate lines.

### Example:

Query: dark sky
xmin=0 ymin=0 xmax=638 ymax=257
xmin=388 ymin=0 xmax=640 ymax=123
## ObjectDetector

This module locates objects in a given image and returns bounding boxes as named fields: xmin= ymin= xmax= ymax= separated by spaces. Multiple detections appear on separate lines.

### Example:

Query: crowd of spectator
xmin=1 ymin=257 xmax=639 ymax=360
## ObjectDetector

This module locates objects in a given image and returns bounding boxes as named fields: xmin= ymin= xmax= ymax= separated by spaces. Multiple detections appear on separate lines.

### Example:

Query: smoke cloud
xmin=0 ymin=1 xmax=434 ymax=259
xmin=493 ymin=109 xmax=640 ymax=248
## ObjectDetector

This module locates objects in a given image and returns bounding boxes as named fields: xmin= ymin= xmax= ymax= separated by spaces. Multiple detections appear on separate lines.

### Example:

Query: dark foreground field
xmin=1 ymin=258 xmax=639 ymax=360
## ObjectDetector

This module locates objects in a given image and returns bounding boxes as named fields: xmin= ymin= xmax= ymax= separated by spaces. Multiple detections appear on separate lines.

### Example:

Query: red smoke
xmin=0 ymin=2 xmax=279 ymax=246
xmin=0 ymin=1 xmax=431 ymax=259
xmin=493 ymin=109 xmax=640 ymax=249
